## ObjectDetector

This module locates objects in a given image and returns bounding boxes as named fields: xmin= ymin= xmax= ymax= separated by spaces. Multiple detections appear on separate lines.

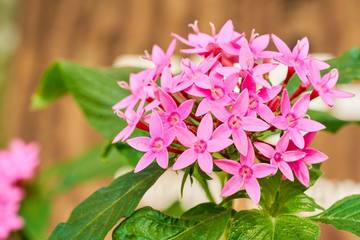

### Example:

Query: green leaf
xmin=259 ymin=167 xmax=322 ymax=216
xmin=326 ymin=47 xmax=360 ymax=84
xmin=39 ymin=143 xmax=140 ymax=195
xmin=112 ymin=203 xmax=230 ymax=240
xmin=229 ymin=210 xmax=320 ymax=240
xmin=20 ymin=192 xmax=51 ymax=240
xmin=49 ymin=164 xmax=164 ymax=240
xmin=311 ymin=194 xmax=360 ymax=237
xmin=308 ymin=110 xmax=360 ymax=133
xmin=32 ymin=61 xmax=140 ymax=139
xmin=282 ymin=193 xmax=323 ymax=214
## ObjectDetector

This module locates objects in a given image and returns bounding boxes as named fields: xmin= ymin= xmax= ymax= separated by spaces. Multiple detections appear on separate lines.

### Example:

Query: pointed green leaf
xmin=229 ymin=210 xmax=320 ymax=240
xmin=112 ymin=203 xmax=231 ymax=240
xmin=49 ymin=164 xmax=164 ymax=240
xmin=311 ymin=195 xmax=360 ymax=237
xmin=32 ymin=61 xmax=140 ymax=139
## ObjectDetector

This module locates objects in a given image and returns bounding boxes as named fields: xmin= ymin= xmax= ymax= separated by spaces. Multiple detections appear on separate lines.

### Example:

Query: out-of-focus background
xmin=0 ymin=0 xmax=359 ymax=239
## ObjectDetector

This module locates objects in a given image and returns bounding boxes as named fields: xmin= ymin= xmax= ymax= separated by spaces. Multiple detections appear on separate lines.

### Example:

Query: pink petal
xmin=288 ymin=129 xmax=305 ymax=149
xmin=195 ymin=99 xmax=210 ymax=116
xmin=160 ymin=67 xmax=172 ymax=90
xmin=251 ymin=34 xmax=269 ymax=52
xmin=242 ymin=117 xmax=270 ymax=131
xmin=214 ymin=159 xmax=240 ymax=175
xmin=151 ymin=45 xmax=165 ymax=64
xmin=325 ymin=68 xmax=339 ymax=88
xmin=258 ymin=104 xmax=275 ymax=123
xmin=198 ymin=152 xmax=213 ymax=173
xmin=207 ymin=137 xmax=233 ymax=152
xmin=303 ymin=132 xmax=317 ymax=148
xmin=217 ymin=20 xmax=234 ymax=42
xmin=258 ymin=85 xmax=282 ymax=102
xmin=113 ymin=125 xmax=136 ymax=143
xmin=212 ymin=123 xmax=232 ymax=139
xmin=303 ymin=148 xmax=328 ymax=164
xmin=197 ymin=113 xmax=213 ymax=140
xmin=166 ymin=38 xmax=177 ymax=56
xmin=173 ymin=149 xmax=197 ymax=170
xmin=221 ymin=176 xmax=244 ymax=197
xmin=331 ymin=89 xmax=355 ymax=98
xmin=276 ymin=134 xmax=290 ymax=152
xmin=156 ymin=150 xmax=169 ymax=169
xmin=158 ymin=90 xmax=177 ymax=112
xmin=244 ymin=177 xmax=261 ymax=204
xmin=278 ymin=161 xmax=294 ymax=181
xmin=126 ymin=137 xmax=151 ymax=152
xmin=253 ymin=163 xmax=276 ymax=178
xmin=271 ymin=116 xmax=288 ymax=130
xmin=232 ymin=89 xmax=249 ymax=116
xmin=176 ymin=127 xmax=196 ymax=148
xmin=297 ymin=119 xmax=325 ymax=132
xmin=280 ymin=90 xmax=291 ymax=115
xmin=292 ymin=94 xmax=310 ymax=117
xmin=253 ymin=63 xmax=277 ymax=75
xmin=134 ymin=152 xmax=156 ymax=173
xmin=272 ymin=34 xmax=292 ymax=55
xmin=292 ymin=161 xmax=310 ymax=187
xmin=149 ymin=111 xmax=164 ymax=138
xmin=254 ymin=142 xmax=274 ymax=159
xmin=233 ymin=129 xmax=248 ymax=156
xmin=178 ymin=100 xmax=194 ymax=119
xmin=238 ymin=40 xmax=254 ymax=70
xmin=282 ymin=150 xmax=306 ymax=162
xmin=296 ymin=37 xmax=309 ymax=59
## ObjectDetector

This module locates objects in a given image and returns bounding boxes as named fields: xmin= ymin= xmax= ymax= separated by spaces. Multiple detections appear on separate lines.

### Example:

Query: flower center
xmin=239 ymin=165 xmax=253 ymax=179
xmin=228 ymin=115 xmax=242 ymax=129
xmin=210 ymin=86 xmax=225 ymax=100
xmin=249 ymin=96 xmax=258 ymax=110
xmin=167 ymin=112 xmax=181 ymax=126
xmin=273 ymin=152 xmax=283 ymax=162
xmin=194 ymin=139 xmax=207 ymax=153
xmin=286 ymin=113 xmax=298 ymax=127
xmin=151 ymin=138 xmax=165 ymax=152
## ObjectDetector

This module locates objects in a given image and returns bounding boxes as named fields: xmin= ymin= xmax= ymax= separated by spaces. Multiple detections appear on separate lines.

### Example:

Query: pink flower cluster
xmin=113 ymin=20 xmax=353 ymax=204
xmin=0 ymin=139 xmax=39 ymax=239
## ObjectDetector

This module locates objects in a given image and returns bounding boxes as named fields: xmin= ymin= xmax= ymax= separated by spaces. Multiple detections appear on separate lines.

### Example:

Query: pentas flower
xmin=158 ymin=90 xmax=194 ymax=133
xmin=308 ymin=62 xmax=354 ymax=106
xmin=254 ymin=134 xmax=306 ymax=181
xmin=0 ymin=139 xmax=39 ymax=239
xmin=241 ymin=76 xmax=281 ymax=123
xmin=272 ymin=90 xmax=325 ymax=149
xmin=127 ymin=111 xmax=175 ymax=172
xmin=173 ymin=20 xmax=242 ymax=60
xmin=112 ymin=20 xmax=353 ymax=204
xmin=215 ymin=142 xmax=276 ymax=203
xmin=213 ymin=89 xmax=270 ymax=155
xmin=217 ymin=38 xmax=276 ymax=88
xmin=288 ymin=132 xmax=328 ymax=187
xmin=173 ymin=113 xmax=233 ymax=173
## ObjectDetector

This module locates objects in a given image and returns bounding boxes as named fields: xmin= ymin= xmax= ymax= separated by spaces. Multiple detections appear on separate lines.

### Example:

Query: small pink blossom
xmin=127 ymin=111 xmax=175 ymax=172
xmin=308 ymin=62 xmax=354 ymax=106
xmin=147 ymin=39 xmax=176 ymax=77
xmin=173 ymin=113 xmax=233 ymax=173
xmin=215 ymin=142 xmax=276 ymax=204
xmin=288 ymin=132 xmax=328 ymax=186
xmin=212 ymin=89 xmax=270 ymax=155
xmin=272 ymin=90 xmax=325 ymax=148
xmin=254 ymin=134 xmax=306 ymax=181
xmin=158 ymin=90 xmax=194 ymax=133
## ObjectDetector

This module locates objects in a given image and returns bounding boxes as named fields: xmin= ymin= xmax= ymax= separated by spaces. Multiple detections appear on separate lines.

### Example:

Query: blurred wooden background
xmin=1 ymin=0 xmax=359 ymax=239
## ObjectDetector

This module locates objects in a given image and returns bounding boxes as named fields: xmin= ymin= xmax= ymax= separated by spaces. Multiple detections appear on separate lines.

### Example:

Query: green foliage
xmin=112 ymin=203 xmax=231 ymax=240
xmin=49 ymin=164 xmax=164 ymax=240
xmin=32 ymin=61 xmax=140 ymax=139
xmin=229 ymin=210 xmax=320 ymax=240
xmin=311 ymin=195 xmax=360 ymax=237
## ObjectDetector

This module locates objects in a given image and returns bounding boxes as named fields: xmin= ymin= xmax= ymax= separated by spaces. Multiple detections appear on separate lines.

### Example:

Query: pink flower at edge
xmin=288 ymin=132 xmax=328 ymax=187
xmin=271 ymin=90 xmax=325 ymax=149
xmin=308 ymin=62 xmax=354 ymax=106
xmin=215 ymin=141 xmax=276 ymax=204
xmin=173 ymin=113 xmax=233 ymax=173
xmin=254 ymin=134 xmax=306 ymax=181
xmin=217 ymin=38 xmax=277 ymax=88
xmin=241 ymin=76 xmax=281 ymax=123
xmin=127 ymin=111 xmax=175 ymax=172
xmin=211 ymin=89 xmax=270 ymax=156
xmin=149 ymin=39 xmax=176 ymax=77
xmin=158 ymin=90 xmax=194 ymax=134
